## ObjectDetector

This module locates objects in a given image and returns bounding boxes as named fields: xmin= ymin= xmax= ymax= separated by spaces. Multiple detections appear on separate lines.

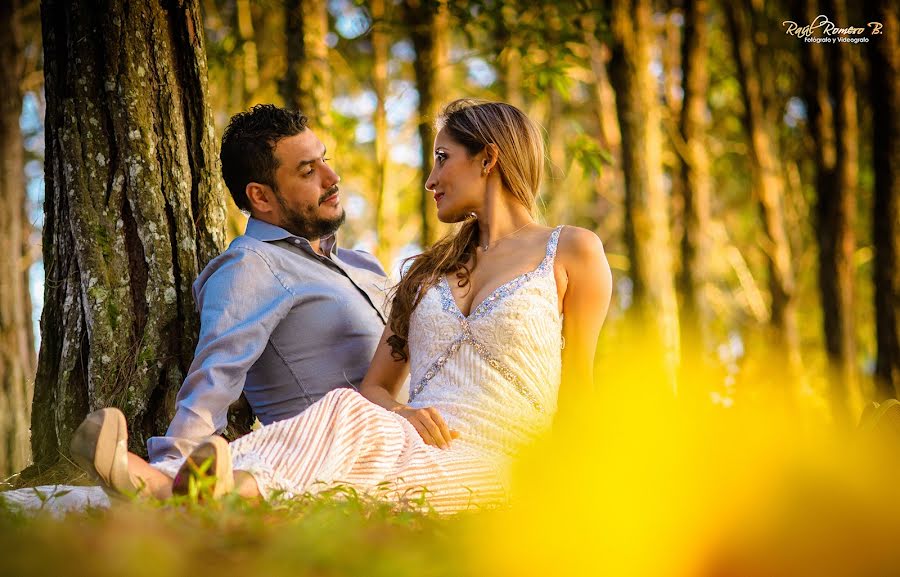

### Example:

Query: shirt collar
xmin=245 ymin=217 xmax=339 ymax=257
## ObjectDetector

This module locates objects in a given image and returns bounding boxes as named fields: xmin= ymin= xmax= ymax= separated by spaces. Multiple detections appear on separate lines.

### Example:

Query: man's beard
xmin=273 ymin=185 xmax=346 ymax=240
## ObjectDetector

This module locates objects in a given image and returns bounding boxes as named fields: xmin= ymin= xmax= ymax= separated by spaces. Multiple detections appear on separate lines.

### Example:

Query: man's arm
xmin=147 ymin=246 xmax=294 ymax=463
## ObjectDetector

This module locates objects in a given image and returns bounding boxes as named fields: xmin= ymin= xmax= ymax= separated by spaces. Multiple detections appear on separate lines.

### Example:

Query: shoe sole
xmin=70 ymin=408 xmax=139 ymax=497
xmin=175 ymin=436 xmax=234 ymax=499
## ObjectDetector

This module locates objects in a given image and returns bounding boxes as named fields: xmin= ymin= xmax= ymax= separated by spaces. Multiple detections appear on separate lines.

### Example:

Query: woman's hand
xmin=392 ymin=405 xmax=459 ymax=449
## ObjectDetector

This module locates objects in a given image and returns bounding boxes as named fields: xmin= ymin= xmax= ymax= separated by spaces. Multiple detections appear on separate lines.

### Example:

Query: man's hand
xmin=392 ymin=406 xmax=459 ymax=449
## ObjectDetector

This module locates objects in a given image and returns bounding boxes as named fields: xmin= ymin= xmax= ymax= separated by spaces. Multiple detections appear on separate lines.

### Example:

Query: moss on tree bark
xmin=30 ymin=0 xmax=227 ymax=472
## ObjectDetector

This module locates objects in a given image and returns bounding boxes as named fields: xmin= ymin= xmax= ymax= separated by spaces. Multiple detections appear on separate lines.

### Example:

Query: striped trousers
xmin=226 ymin=388 xmax=507 ymax=514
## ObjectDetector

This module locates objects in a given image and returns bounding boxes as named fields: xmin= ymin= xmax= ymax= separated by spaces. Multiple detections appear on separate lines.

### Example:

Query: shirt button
xmin=293 ymin=239 xmax=301 ymax=245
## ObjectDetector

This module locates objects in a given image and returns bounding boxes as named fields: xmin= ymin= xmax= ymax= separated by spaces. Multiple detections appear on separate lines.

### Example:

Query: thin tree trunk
xmin=583 ymin=15 xmax=620 ymax=153
xmin=661 ymin=7 xmax=682 ymax=118
xmin=724 ymin=0 xmax=801 ymax=370
xmin=371 ymin=0 xmax=394 ymax=268
xmin=404 ymin=0 xmax=448 ymax=248
xmin=678 ymin=0 xmax=713 ymax=351
xmin=235 ymin=0 xmax=258 ymax=104
xmin=813 ymin=0 xmax=858 ymax=417
xmin=0 ymin=0 xmax=34 ymax=477
xmin=198 ymin=0 xmax=249 ymax=247
xmin=30 ymin=0 xmax=226 ymax=472
xmin=495 ymin=3 xmax=523 ymax=109
xmin=799 ymin=0 xmax=856 ymax=423
xmin=581 ymin=13 xmax=622 ymax=232
xmin=662 ymin=6 xmax=684 ymax=274
xmin=282 ymin=0 xmax=331 ymax=131
xmin=865 ymin=0 xmax=900 ymax=399
xmin=545 ymin=3 xmax=567 ymax=224
xmin=608 ymin=0 xmax=681 ymax=388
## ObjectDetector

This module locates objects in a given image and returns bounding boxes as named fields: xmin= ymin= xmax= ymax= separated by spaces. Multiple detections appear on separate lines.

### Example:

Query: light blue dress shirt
xmin=148 ymin=218 xmax=390 ymax=463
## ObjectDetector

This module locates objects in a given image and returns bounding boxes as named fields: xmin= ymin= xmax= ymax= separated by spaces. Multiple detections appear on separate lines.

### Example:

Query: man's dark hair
xmin=220 ymin=104 xmax=309 ymax=211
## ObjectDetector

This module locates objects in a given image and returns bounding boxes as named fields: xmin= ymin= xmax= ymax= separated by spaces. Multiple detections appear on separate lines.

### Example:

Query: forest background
xmin=0 ymin=0 xmax=897 ymax=551
xmin=0 ymin=0 xmax=898 ymax=575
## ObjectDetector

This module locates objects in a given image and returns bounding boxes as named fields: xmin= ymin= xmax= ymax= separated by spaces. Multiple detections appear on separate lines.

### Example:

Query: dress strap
xmin=545 ymin=225 xmax=565 ymax=266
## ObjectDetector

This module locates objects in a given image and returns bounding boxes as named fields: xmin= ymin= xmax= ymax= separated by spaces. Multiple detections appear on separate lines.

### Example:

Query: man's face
xmin=269 ymin=130 xmax=344 ymax=240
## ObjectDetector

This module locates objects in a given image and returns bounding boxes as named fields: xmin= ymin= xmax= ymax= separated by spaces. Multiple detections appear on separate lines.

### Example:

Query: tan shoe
xmin=69 ymin=407 xmax=147 ymax=497
xmin=172 ymin=436 xmax=234 ymax=499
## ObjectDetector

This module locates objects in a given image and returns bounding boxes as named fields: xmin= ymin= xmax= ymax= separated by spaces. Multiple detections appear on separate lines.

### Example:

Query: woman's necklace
xmin=479 ymin=223 xmax=530 ymax=252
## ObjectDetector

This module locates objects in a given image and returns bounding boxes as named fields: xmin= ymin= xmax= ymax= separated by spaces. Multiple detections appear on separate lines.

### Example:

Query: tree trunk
xmin=371 ymin=0 xmax=394 ymax=268
xmin=404 ymin=0 xmax=448 ymax=248
xmin=608 ymin=0 xmax=681 ymax=388
xmin=581 ymin=13 xmax=623 ymax=233
xmin=544 ymin=5 xmax=567 ymax=225
xmin=798 ymin=0 xmax=856 ymax=419
xmin=0 ymin=0 xmax=34 ymax=477
xmin=724 ymin=0 xmax=801 ymax=370
xmin=495 ymin=3 xmax=523 ymax=109
xmin=678 ymin=0 xmax=713 ymax=353
xmin=31 ymin=0 xmax=226 ymax=470
xmin=662 ymin=6 xmax=684 ymax=279
xmin=865 ymin=0 xmax=900 ymax=399
xmin=234 ymin=0 xmax=259 ymax=106
xmin=282 ymin=0 xmax=331 ymax=131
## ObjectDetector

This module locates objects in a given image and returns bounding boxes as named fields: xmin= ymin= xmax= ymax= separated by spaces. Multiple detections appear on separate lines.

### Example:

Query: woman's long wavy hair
xmin=386 ymin=99 xmax=545 ymax=361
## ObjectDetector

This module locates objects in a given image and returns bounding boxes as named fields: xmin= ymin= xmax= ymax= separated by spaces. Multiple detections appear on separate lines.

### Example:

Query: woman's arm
xmin=357 ymin=325 xmax=409 ymax=410
xmin=556 ymin=227 xmax=613 ymax=416
xmin=359 ymin=325 xmax=458 ymax=449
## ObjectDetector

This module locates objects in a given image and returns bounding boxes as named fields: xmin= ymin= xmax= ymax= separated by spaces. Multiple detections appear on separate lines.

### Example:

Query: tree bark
xmin=799 ymin=0 xmax=857 ymax=418
xmin=281 ymin=0 xmax=331 ymax=130
xmin=31 ymin=0 xmax=227 ymax=470
xmin=724 ymin=0 xmax=801 ymax=370
xmin=608 ymin=0 xmax=681 ymax=388
xmin=678 ymin=0 xmax=713 ymax=348
xmin=865 ymin=0 xmax=900 ymax=399
xmin=0 ymin=0 xmax=34 ymax=477
xmin=371 ymin=0 xmax=394 ymax=268
xmin=404 ymin=0 xmax=448 ymax=248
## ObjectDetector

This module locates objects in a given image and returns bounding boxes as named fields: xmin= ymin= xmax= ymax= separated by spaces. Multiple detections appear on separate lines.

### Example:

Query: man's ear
xmin=246 ymin=182 xmax=276 ymax=216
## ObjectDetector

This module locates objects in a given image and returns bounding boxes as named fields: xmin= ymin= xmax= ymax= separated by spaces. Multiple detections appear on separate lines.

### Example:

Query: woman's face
xmin=425 ymin=128 xmax=485 ymax=223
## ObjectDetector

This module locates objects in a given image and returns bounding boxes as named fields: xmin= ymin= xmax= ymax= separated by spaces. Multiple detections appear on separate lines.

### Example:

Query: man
xmin=148 ymin=105 xmax=391 ymax=466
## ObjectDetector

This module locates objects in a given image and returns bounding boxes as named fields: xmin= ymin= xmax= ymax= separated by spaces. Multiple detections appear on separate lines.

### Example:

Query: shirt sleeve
xmin=147 ymin=247 xmax=294 ymax=464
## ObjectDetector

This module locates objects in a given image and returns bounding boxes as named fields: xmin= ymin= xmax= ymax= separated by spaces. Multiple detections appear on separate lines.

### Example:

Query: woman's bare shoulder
xmin=555 ymin=225 xmax=607 ymax=264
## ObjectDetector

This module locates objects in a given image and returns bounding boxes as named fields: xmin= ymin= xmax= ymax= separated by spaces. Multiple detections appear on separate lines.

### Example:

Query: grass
xmin=3 ymin=339 xmax=900 ymax=577
xmin=0 ymin=487 xmax=473 ymax=577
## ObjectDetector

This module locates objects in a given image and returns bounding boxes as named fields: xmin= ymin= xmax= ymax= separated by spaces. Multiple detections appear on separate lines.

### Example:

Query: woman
xmin=70 ymin=99 xmax=613 ymax=513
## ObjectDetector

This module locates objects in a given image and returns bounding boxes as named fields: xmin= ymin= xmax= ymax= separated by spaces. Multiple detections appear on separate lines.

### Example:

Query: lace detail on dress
xmin=466 ymin=331 xmax=543 ymax=411
xmin=437 ymin=280 xmax=463 ymax=319
xmin=409 ymin=334 xmax=466 ymax=399
xmin=409 ymin=322 xmax=544 ymax=411
xmin=408 ymin=226 xmax=564 ymax=415
xmin=465 ymin=225 xmax=562 ymax=321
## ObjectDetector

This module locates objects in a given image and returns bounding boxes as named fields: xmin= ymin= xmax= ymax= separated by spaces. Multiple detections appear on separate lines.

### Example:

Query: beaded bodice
xmin=407 ymin=226 xmax=564 ymax=460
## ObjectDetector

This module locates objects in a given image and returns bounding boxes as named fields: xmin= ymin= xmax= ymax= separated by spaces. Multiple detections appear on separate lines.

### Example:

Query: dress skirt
xmin=156 ymin=388 xmax=507 ymax=514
